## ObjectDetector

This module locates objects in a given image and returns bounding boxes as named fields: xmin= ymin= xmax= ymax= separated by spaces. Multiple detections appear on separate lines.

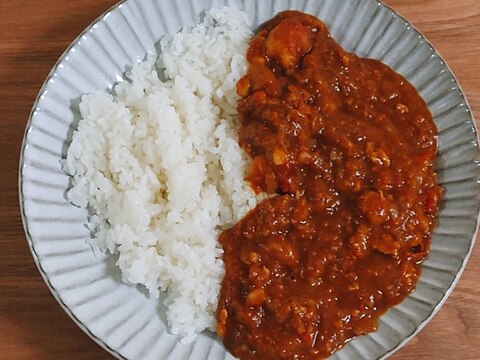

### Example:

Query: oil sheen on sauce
xmin=216 ymin=11 xmax=442 ymax=359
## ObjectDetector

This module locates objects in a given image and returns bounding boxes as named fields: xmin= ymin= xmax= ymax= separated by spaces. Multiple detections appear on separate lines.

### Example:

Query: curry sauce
xmin=216 ymin=11 xmax=442 ymax=359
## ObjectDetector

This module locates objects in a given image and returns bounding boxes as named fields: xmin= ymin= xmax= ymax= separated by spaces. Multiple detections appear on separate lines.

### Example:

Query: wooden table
xmin=1 ymin=0 xmax=478 ymax=359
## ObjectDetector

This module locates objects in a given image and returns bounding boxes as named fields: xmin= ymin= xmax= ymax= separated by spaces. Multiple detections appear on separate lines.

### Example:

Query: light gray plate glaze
xmin=19 ymin=0 xmax=480 ymax=359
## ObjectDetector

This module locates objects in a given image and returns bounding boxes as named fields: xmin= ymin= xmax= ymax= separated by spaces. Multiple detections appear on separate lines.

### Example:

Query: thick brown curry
xmin=216 ymin=11 xmax=442 ymax=359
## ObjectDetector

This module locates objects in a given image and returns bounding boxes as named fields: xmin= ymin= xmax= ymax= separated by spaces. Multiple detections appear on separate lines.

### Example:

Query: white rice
xmin=63 ymin=7 xmax=255 ymax=342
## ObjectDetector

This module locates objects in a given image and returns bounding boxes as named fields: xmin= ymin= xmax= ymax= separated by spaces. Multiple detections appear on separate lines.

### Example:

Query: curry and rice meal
xmin=64 ymin=7 xmax=442 ymax=359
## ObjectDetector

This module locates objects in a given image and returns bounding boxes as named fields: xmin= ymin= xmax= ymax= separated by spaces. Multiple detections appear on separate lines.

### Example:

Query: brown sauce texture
xmin=216 ymin=11 xmax=442 ymax=359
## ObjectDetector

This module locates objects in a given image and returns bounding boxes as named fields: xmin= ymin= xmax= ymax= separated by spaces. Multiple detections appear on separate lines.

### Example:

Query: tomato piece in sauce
xmin=217 ymin=11 xmax=442 ymax=359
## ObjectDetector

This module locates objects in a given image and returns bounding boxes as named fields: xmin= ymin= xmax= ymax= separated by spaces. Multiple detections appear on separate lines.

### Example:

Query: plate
xmin=19 ymin=0 xmax=480 ymax=359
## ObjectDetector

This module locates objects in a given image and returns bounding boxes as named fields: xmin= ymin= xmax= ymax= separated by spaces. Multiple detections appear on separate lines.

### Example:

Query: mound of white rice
xmin=63 ymin=7 xmax=255 ymax=342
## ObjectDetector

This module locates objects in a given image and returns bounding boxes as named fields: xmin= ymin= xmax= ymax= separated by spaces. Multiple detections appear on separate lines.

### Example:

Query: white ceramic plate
xmin=19 ymin=0 xmax=480 ymax=359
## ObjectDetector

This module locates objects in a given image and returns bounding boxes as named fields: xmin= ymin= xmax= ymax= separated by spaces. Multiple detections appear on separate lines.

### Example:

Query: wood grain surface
xmin=1 ymin=0 xmax=478 ymax=359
